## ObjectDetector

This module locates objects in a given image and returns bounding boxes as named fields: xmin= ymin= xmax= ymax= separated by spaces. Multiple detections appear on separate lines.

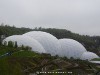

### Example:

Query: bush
xmin=14 ymin=41 xmax=18 ymax=48
xmin=8 ymin=41 xmax=14 ymax=47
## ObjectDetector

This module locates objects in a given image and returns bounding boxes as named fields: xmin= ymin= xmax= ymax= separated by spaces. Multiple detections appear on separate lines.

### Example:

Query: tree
xmin=15 ymin=41 xmax=18 ymax=48
xmin=24 ymin=46 xmax=32 ymax=51
xmin=8 ymin=41 xmax=13 ymax=47
xmin=4 ymin=41 xmax=7 ymax=46
xmin=0 ymin=36 xmax=1 ymax=45
xmin=21 ymin=45 xmax=24 ymax=50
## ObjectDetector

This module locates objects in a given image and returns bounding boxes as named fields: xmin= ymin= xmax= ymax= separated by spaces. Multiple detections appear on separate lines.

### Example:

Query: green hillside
xmin=0 ymin=45 xmax=100 ymax=75
xmin=0 ymin=24 xmax=100 ymax=75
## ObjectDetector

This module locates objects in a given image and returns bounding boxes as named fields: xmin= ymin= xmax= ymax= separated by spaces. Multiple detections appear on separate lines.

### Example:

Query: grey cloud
xmin=0 ymin=0 xmax=100 ymax=36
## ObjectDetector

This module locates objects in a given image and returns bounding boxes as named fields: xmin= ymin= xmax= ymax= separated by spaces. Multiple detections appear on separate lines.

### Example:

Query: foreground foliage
xmin=0 ymin=46 xmax=100 ymax=75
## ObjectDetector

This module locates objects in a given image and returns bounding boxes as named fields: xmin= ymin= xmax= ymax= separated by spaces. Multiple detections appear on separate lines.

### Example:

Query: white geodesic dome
xmin=59 ymin=39 xmax=87 ymax=59
xmin=80 ymin=52 xmax=99 ymax=61
xmin=2 ymin=35 xmax=46 ymax=53
xmin=23 ymin=31 xmax=61 ymax=55
xmin=2 ymin=31 xmax=99 ymax=61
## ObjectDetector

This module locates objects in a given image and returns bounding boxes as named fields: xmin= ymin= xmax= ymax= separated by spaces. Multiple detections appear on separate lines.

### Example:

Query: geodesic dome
xmin=59 ymin=39 xmax=87 ymax=59
xmin=2 ymin=35 xmax=46 ymax=53
xmin=80 ymin=52 xmax=99 ymax=61
xmin=2 ymin=31 xmax=99 ymax=61
xmin=23 ymin=31 xmax=60 ymax=55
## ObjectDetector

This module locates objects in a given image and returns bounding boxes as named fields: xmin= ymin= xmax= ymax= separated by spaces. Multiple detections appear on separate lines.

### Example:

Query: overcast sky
xmin=0 ymin=0 xmax=100 ymax=36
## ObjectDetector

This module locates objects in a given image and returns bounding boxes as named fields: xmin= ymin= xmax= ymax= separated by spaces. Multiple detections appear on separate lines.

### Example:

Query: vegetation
xmin=0 ymin=45 xmax=100 ymax=75
xmin=92 ymin=58 xmax=100 ymax=61
xmin=0 ymin=24 xmax=100 ymax=56
xmin=0 ymin=24 xmax=100 ymax=75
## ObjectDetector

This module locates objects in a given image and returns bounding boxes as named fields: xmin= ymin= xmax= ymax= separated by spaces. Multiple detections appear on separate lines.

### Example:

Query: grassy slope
xmin=0 ymin=46 xmax=48 ymax=75
xmin=0 ymin=57 xmax=23 ymax=75
xmin=0 ymin=46 xmax=100 ymax=75
xmin=0 ymin=46 xmax=36 ymax=75
xmin=92 ymin=58 xmax=100 ymax=61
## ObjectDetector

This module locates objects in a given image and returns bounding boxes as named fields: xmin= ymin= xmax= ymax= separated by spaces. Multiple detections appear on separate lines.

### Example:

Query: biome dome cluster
xmin=80 ymin=52 xmax=99 ymax=61
xmin=3 ymin=31 xmax=99 ymax=60
xmin=2 ymin=35 xmax=46 ymax=53
xmin=23 ymin=31 xmax=60 ymax=55
xmin=59 ymin=39 xmax=87 ymax=59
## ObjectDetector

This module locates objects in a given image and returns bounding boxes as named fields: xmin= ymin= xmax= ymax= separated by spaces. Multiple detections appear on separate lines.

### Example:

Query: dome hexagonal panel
xmin=23 ymin=31 xmax=61 ymax=55
xmin=59 ymin=39 xmax=87 ymax=59
xmin=80 ymin=52 xmax=99 ymax=61
xmin=3 ymin=35 xmax=46 ymax=53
